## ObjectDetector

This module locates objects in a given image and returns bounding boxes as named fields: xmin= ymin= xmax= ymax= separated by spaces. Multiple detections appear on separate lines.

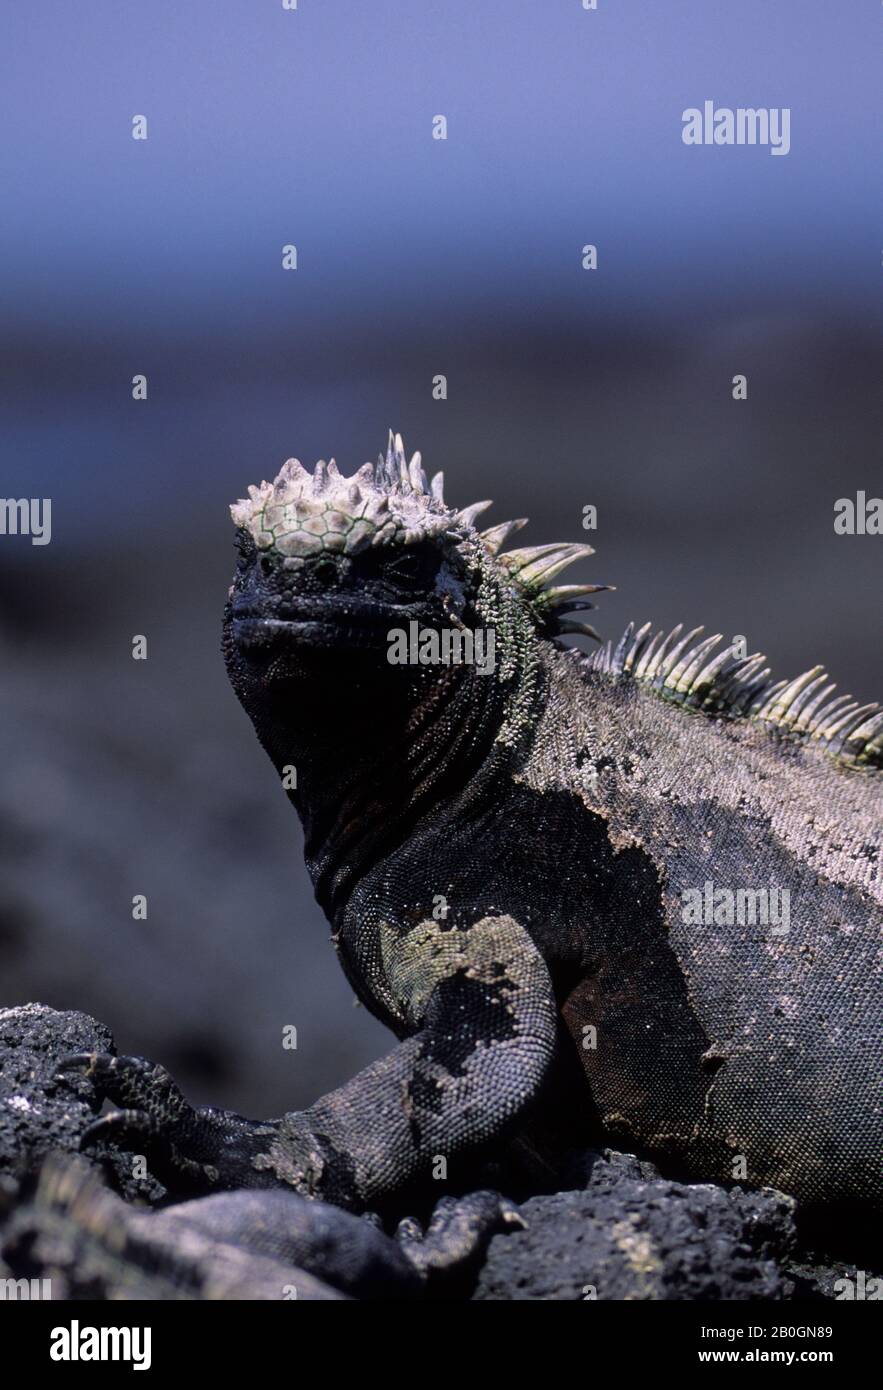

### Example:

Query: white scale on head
xmin=231 ymin=430 xmax=607 ymax=636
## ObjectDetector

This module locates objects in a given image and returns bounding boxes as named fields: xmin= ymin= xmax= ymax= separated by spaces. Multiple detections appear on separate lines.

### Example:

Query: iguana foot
xmin=57 ymin=1052 xmax=324 ymax=1197
xmin=395 ymin=1191 xmax=524 ymax=1287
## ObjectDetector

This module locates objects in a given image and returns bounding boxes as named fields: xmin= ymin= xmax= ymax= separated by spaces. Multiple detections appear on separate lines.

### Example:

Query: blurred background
xmin=1 ymin=1 xmax=880 ymax=1114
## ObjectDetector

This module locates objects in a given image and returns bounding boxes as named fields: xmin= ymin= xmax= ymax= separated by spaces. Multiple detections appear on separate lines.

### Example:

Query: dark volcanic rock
xmin=0 ymin=1003 xmax=113 ymax=1176
xmin=0 ymin=1002 xmax=164 ymax=1204
xmin=474 ymin=1167 xmax=796 ymax=1300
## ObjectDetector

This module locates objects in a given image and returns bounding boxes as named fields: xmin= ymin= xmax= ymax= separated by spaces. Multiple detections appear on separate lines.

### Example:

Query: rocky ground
xmin=0 ymin=1003 xmax=868 ymax=1301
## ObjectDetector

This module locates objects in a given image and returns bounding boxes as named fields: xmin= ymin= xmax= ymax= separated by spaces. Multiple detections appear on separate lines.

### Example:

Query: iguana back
xmin=517 ymin=640 xmax=882 ymax=1210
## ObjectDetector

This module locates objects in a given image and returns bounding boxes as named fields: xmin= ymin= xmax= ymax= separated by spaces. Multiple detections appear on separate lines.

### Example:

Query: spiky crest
xmin=231 ymin=432 xmax=609 ymax=637
xmin=587 ymin=623 xmax=883 ymax=771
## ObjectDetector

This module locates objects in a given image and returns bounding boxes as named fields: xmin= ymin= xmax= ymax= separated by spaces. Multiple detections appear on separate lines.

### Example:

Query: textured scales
xmin=67 ymin=434 xmax=882 ymax=1244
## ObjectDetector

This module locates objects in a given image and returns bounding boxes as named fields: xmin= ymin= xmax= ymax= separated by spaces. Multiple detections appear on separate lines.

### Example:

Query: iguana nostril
xmin=313 ymin=559 xmax=338 ymax=587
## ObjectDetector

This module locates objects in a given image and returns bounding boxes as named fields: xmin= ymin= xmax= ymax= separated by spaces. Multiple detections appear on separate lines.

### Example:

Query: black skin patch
xmin=417 ymin=971 xmax=522 ymax=1077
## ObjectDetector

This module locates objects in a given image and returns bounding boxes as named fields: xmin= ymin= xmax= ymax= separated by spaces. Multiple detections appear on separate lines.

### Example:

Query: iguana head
xmin=226 ymin=431 xmax=607 ymax=675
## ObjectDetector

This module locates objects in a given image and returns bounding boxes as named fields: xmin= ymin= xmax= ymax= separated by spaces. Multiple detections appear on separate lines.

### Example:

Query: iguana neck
xmin=226 ymin=599 xmax=544 ymax=921
xmin=314 ymin=667 xmax=508 ymax=914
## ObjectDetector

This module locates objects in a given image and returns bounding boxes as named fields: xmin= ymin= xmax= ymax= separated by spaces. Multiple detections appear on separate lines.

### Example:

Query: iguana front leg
xmin=61 ymin=915 xmax=557 ymax=1212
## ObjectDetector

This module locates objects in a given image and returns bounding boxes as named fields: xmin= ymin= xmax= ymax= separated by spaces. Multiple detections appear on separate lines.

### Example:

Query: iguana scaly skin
xmin=66 ymin=434 xmax=882 ymax=1223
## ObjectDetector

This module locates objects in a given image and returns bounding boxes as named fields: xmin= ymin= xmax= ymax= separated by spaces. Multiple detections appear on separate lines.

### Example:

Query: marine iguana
xmin=63 ymin=433 xmax=882 ymax=1224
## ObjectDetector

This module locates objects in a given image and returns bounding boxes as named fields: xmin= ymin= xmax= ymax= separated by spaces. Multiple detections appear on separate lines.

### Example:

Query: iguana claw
xmin=57 ymin=1050 xmax=289 ymax=1193
xmin=395 ymin=1191 xmax=525 ymax=1286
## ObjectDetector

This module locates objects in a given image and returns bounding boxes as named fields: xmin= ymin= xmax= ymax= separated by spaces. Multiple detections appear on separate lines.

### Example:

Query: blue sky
xmin=1 ymin=0 xmax=880 ymax=333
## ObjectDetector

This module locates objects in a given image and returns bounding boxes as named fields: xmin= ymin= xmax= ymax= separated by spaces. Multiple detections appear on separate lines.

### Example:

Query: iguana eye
xmin=383 ymin=547 xmax=438 ymax=588
xmin=388 ymin=554 xmax=423 ymax=581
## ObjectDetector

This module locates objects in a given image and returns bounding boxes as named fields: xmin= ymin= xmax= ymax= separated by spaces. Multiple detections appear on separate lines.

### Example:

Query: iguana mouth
xmin=232 ymin=614 xmax=396 ymax=653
